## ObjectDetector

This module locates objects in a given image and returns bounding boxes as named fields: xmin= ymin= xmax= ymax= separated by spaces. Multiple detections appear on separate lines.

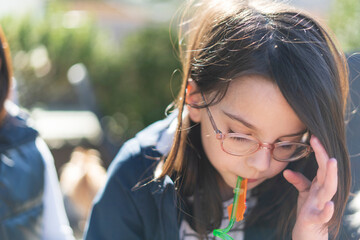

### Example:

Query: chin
xmin=247 ymin=181 xmax=260 ymax=190
xmin=246 ymin=178 xmax=266 ymax=190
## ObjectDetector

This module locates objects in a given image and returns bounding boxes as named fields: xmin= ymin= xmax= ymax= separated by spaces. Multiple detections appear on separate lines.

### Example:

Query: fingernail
xmin=327 ymin=200 xmax=334 ymax=208
xmin=330 ymin=158 xmax=337 ymax=167
xmin=310 ymin=135 xmax=318 ymax=144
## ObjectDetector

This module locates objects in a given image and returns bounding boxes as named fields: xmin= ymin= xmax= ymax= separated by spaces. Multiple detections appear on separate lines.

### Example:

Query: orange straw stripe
xmin=227 ymin=178 xmax=248 ymax=222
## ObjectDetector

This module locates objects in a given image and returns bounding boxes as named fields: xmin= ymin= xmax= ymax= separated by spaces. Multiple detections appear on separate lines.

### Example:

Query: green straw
xmin=213 ymin=176 xmax=243 ymax=240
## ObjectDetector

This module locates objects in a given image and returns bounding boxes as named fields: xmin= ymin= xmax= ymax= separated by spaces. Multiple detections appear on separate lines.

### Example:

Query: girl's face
xmin=188 ymin=75 xmax=306 ymax=195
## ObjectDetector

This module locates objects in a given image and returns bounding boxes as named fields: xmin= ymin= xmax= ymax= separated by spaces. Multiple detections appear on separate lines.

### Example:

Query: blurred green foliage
xmin=1 ymin=2 xmax=181 ymax=144
xmin=93 ymin=26 xmax=181 ymax=142
xmin=329 ymin=0 xmax=360 ymax=52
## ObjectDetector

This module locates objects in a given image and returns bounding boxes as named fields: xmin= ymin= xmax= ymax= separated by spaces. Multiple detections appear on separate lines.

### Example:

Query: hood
xmin=0 ymin=101 xmax=38 ymax=152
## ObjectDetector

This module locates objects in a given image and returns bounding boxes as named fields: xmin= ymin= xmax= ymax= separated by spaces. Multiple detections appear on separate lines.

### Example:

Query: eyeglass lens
xmin=222 ymin=135 xmax=309 ymax=161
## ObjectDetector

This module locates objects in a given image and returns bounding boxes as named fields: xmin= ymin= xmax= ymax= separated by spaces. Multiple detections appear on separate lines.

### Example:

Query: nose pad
xmin=246 ymin=147 xmax=272 ymax=172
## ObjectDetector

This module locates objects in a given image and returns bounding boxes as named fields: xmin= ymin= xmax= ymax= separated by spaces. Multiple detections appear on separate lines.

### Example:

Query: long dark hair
xmin=0 ymin=26 xmax=13 ymax=121
xmin=159 ymin=0 xmax=350 ymax=239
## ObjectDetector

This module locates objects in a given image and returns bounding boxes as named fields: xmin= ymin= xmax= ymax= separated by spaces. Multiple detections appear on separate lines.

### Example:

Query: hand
xmin=283 ymin=135 xmax=337 ymax=240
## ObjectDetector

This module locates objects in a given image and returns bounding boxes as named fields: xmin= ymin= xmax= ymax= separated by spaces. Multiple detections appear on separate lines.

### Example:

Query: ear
xmin=186 ymin=79 xmax=202 ymax=123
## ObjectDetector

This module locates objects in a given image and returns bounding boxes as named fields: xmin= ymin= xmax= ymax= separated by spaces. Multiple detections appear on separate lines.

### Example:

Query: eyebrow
xmin=222 ymin=110 xmax=307 ymax=138
xmin=222 ymin=110 xmax=257 ymax=130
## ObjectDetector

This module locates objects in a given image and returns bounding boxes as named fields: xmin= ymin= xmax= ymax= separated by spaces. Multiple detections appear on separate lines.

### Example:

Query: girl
xmin=85 ymin=0 xmax=357 ymax=239
xmin=0 ymin=26 xmax=74 ymax=239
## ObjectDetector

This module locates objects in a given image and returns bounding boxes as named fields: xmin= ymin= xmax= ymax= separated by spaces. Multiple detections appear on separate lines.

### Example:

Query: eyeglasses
xmin=201 ymin=94 xmax=312 ymax=162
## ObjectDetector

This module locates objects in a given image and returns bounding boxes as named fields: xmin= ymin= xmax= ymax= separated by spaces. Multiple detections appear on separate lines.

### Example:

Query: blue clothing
xmin=0 ymin=108 xmax=45 ymax=239
xmin=85 ymin=113 xmax=179 ymax=240
xmin=0 ymin=102 xmax=74 ymax=240
xmin=85 ymin=113 xmax=360 ymax=240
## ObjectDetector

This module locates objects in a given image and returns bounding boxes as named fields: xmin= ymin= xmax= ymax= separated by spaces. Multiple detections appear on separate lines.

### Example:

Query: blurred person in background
xmin=60 ymin=147 xmax=107 ymax=238
xmin=0 ymin=26 xmax=74 ymax=240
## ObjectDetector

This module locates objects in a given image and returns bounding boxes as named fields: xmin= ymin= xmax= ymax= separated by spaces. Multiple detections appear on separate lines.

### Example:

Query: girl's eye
xmin=231 ymin=136 xmax=251 ymax=143
xmin=278 ymin=144 xmax=294 ymax=150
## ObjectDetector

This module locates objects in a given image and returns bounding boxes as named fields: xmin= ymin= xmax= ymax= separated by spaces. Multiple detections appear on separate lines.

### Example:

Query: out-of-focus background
xmin=0 ymin=0 xmax=359 ymax=238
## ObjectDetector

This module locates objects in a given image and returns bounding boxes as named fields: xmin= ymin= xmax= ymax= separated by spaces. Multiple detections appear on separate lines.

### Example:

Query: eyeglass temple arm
xmin=201 ymin=92 xmax=222 ymax=135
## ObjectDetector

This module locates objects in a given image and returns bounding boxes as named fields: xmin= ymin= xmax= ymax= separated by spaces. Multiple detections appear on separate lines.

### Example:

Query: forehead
xmin=217 ymin=75 xmax=305 ymax=136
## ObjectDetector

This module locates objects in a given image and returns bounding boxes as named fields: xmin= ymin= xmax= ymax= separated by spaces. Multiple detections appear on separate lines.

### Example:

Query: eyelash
xmin=228 ymin=128 xmax=291 ymax=143
xmin=228 ymin=128 xmax=304 ymax=143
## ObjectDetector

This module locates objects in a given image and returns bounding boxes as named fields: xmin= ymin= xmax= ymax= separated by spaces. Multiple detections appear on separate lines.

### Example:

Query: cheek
xmin=200 ymin=122 xmax=228 ymax=168
xmin=201 ymin=124 xmax=220 ymax=157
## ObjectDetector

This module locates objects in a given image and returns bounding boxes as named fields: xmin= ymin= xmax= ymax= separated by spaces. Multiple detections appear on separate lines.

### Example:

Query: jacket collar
xmin=0 ymin=101 xmax=38 ymax=151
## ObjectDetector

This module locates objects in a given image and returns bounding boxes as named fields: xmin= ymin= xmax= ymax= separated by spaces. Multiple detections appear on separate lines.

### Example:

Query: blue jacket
xmin=85 ymin=113 xmax=360 ymax=240
xmin=85 ymin=113 xmax=179 ymax=240
xmin=0 ymin=107 xmax=45 ymax=239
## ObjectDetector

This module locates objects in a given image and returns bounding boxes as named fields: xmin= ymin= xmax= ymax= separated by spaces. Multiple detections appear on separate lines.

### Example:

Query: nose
xmin=246 ymin=147 xmax=272 ymax=172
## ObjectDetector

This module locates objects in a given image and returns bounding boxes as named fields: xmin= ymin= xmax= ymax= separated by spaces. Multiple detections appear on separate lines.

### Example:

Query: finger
xmin=310 ymin=135 xmax=329 ymax=186
xmin=310 ymin=201 xmax=334 ymax=224
xmin=283 ymin=169 xmax=311 ymax=193
xmin=317 ymin=158 xmax=338 ymax=209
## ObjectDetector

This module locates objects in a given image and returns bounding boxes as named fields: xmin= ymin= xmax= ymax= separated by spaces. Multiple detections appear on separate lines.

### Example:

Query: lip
xmin=246 ymin=178 xmax=258 ymax=183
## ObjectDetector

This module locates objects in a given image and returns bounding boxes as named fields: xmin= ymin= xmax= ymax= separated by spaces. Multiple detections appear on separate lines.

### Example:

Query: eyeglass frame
xmin=200 ymin=93 xmax=312 ymax=162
